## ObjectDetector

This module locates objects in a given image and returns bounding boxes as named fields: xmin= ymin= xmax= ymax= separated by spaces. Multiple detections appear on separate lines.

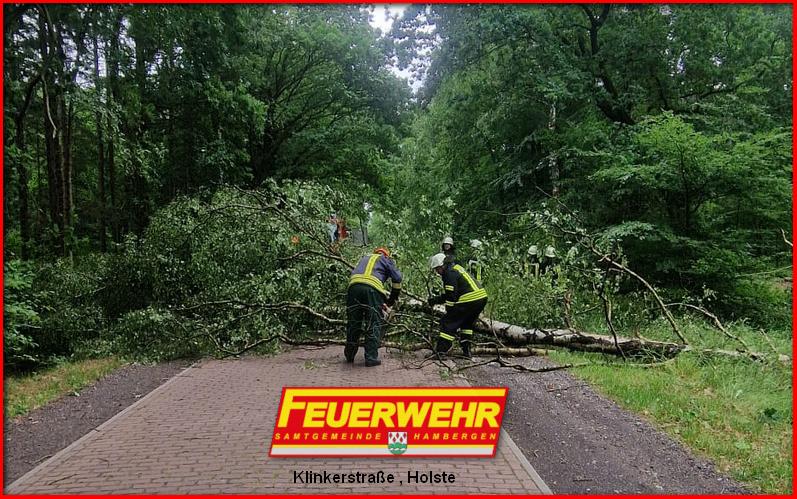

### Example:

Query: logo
xmin=387 ymin=431 xmax=408 ymax=455
xmin=270 ymin=387 xmax=508 ymax=457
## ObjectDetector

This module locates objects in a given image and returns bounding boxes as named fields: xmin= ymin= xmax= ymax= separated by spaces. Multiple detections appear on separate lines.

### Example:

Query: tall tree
xmin=92 ymin=29 xmax=106 ymax=251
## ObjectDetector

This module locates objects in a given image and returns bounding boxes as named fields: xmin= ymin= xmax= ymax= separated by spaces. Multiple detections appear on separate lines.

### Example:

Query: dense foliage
xmin=386 ymin=4 xmax=791 ymax=321
xmin=4 ymin=4 xmax=408 ymax=258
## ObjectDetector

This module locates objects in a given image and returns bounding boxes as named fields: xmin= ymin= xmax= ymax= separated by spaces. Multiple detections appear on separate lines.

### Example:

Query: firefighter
xmin=541 ymin=245 xmax=558 ymax=284
xmin=441 ymin=236 xmax=456 ymax=264
xmin=525 ymin=245 xmax=540 ymax=278
xmin=428 ymin=253 xmax=488 ymax=359
xmin=467 ymin=239 xmax=485 ymax=282
xmin=345 ymin=247 xmax=402 ymax=366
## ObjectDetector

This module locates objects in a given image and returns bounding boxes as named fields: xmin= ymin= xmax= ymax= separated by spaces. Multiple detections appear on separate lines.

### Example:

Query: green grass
xmin=5 ymin=357 xmax=126 ymax=418
xmin=550 ymin=339 xmax=793 ymax=494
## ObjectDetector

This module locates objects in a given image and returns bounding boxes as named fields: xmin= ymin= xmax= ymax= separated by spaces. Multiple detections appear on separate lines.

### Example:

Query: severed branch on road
xmin=401 ymin=299 xmax=784 ymax=363
xmin=182 ymin=292 xmax=787 ymax=366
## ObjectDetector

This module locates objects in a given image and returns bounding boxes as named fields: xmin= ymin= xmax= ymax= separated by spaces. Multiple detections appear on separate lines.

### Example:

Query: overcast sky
xmin=367 ymin=4 xmax=424 ymax=93
xmin=368 ymin=4 xmax=408 ymax=34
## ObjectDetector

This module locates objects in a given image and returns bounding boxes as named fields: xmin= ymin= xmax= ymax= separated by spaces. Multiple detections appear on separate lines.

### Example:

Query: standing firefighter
xmin=345 ymin=247 xmax=402 ymax=366
xmin=428 ymin=253 xmax=488 ymax=359
xmin=525 ymin=245 xmax=540 ymax=278
xmin=441 ymin=236 xmax=456 ymax=264
xmin=467 ymin=239 xmax=485 ymax=282
xmin=540 ymin=245 xmax=558 ymax=284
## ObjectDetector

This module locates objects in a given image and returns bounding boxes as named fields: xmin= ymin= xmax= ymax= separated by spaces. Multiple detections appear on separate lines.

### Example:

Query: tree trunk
xmin=106 ymin=14 xmax=122 ymax=243
xmin=93 ymin=34 xmax=107 ymax=252
xmin=473 ymin=316 xmax=784 ymax=362
xmin=548 ymin=100 xmax=559 ymax=198
xmin=38 ymin=10 xmax=64 ymax=254
xmin=403 ymin=299 xmax=781 ymax=363
xmin=128 ymin=26 xmax=151 ymax=234
xmin=3 ymin=147 xmax=10 ymax=253
xmin=61 ymin=89 xmax=73 ymax=253
xmin=14 ymin=117 xmax=31 ymax=259
xmin=8 ymin=13 xmax=34 ymax=259
xmin=59 ymin=18 xmax=88 ymax=259
xmin=474 ymin=316 xmax=685 ymax=358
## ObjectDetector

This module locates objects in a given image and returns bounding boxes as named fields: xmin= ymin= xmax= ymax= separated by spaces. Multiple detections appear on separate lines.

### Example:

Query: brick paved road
xmin=7 ymin=347 xmax=550 ymax=494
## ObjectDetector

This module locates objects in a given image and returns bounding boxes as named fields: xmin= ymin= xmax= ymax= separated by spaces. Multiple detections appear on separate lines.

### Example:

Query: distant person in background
xmin=467 ymin=239 xmax=485 ymax=282
xmin=441 ymin=236 xmax=456 ymax=264
xmin=541 ymin=245 xmax=558 ymax=284
xmin=337 ymin=216 xmax=348 ymax=241
xmin=327 ymin=213 xmax=338 ymax=243
xmin=525 ymin=245 xmax=540 ymax=278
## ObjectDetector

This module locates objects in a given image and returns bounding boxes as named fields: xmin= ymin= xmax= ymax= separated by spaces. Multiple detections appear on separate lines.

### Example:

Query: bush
xmin=98 ymin=237 xmax=153 ymax=318
xmin=111 ymin=307 xmax=201 ymax=361
xmin=717 ymin=278 xmax=791 ymax=330
xmin=32 ymin=257 xmax=107 ymax=364
xmin=99 ymin=182 xmax=359 ymax=360
xmin=4 ymin=260 xmax=41 ymax=371
xmin=4 ymin=256 xmax=110 ymax=372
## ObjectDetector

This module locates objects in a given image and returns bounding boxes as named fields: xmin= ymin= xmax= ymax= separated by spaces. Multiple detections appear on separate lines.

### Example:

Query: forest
xmin=2 ymin=4 xmax=793 ymax=493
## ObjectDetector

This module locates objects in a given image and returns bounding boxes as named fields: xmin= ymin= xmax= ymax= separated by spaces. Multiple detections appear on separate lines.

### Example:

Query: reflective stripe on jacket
xmin=349 ymin=254 xmax=402 ymax=296
xmin=440 ymin=264 xmax=487 ymax=306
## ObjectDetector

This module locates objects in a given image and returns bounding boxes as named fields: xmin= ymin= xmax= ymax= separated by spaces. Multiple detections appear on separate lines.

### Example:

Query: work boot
xmin=435 ymin=337 xmax=453 ymax=356
xmin=460 ymin=341 xmax=472 ymax=360
xmin=344 ymin=343 xmax=358 ymax=363
xmin=365 ymin=358 xmax=382 ymax=367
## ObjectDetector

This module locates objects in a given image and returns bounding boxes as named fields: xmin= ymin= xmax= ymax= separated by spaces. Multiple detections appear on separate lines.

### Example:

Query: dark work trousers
xmin=437 ymin=298 xmax=488 ymax=353
xmin=345 ymin=283 xmax=386 ymax=363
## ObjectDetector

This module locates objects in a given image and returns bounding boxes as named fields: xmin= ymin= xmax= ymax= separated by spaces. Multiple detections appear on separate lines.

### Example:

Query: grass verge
xmin=549 ymin=347 xmax=792 ymax=494
xmin=5 ymin=357 xmax=126 ymax=418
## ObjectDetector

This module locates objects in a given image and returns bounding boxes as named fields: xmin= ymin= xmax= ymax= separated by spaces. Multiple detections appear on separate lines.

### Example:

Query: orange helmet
xmin=374 ymin=247 xmax=391 ymax=258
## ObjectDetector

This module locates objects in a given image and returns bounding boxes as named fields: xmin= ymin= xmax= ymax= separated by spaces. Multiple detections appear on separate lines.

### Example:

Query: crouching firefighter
xmin=427 ymin=253 xmax=488 ymax=359
xmin=345 ymin=247 xmax=402 ymax=366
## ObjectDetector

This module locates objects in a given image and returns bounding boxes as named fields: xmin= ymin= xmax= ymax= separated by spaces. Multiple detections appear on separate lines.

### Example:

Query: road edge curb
xmin=5 ymin=361 xmax=199 ymax=493
xmin=500 ymin=428 xmax=553 ymax=495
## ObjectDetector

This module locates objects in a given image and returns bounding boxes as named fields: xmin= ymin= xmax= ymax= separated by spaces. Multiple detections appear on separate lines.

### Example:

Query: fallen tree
xmin=402 ymin=299 xmax=788 ymax=364
xmin=475 ymin=315 xmax=787 ymax=363
xmin=122 ymin=186 xmax=788 ymax=368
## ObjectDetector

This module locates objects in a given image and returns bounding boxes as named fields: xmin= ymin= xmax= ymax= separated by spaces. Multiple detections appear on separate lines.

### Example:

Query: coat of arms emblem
xmin=387 ymin=431 xmax=408 ymax=455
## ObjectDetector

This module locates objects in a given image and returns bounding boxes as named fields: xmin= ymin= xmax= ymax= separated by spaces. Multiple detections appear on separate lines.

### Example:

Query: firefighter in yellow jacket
xmin=427 ymin=253 xmax=488 ymax=359
xmin=345 ymin=247 xmax=402 ymax=366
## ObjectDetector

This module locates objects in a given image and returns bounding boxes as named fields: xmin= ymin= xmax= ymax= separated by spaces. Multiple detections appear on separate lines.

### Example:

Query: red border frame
xmin=0 ymin=1 xmax=794 ymax=498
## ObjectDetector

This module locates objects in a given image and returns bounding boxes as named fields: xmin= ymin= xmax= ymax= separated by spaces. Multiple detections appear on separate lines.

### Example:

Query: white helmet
xmin=528 ymin=245 xmax=538 ymax=256
xmin=442 ymin=236 xmax=454 ymax=246
xmin=544 ymin=245 xmax=556 ymax=258
xmin=470 ymin=239 xmax=483 ymax=249
xmin=429 ymin=253 xmax=446 ymax=270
